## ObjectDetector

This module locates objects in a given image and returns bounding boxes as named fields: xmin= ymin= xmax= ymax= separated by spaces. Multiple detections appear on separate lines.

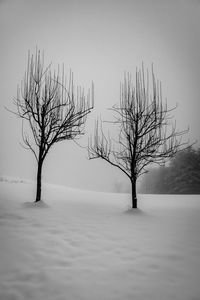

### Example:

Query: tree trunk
xmin=131 ymin=179 xmax=137 ymax=208
xmin=35 ymin=158 xmax=43 ymax=202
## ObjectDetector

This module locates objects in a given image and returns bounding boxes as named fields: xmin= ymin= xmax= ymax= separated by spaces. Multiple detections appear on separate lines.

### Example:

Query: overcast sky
xmin=0 ymin=0 xmax=200 ymax=191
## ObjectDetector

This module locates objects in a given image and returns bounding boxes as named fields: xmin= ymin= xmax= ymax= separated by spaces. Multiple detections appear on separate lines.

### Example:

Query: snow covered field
xmin=0 ymin=178 xmax=200 ymax=300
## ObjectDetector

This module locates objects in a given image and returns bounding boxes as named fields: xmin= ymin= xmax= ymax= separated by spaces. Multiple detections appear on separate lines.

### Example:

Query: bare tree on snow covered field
xmin=10 ymin=49 xmax=94 ymax=202
xmin=88 ymin=65 xmax=188 ymax=209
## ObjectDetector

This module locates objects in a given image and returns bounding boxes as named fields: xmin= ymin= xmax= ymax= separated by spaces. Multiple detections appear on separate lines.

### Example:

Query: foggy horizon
xmin=1 ymin=0 xmax=200 ymax=192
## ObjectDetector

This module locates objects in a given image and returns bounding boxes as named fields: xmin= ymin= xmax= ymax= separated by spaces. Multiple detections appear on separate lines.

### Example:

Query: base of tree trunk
xmin=132 ymin=197 xmax=137 ymax=209
xmin=131 ymin=180 xmax=137 ymax=208
xmin=35 ymin=198 xmax=41 ymax=203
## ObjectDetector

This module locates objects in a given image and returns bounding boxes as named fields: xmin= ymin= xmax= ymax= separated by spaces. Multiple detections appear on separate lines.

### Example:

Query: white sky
xmin=0 ymin=0 xmax=200 ymax=191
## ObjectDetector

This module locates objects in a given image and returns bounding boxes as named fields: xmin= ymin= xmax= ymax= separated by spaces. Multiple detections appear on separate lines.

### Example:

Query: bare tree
xmin=88 ymin=66 xmax=187 ymax=209
xmin=11 ymin=49 xmax=94 ymax=202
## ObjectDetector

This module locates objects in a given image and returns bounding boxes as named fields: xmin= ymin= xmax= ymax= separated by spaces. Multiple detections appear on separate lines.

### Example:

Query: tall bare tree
xmin=88 ymin=66 xmax=187 ymax=208
xmin=12 ymin=49 xmax=94 ymax=202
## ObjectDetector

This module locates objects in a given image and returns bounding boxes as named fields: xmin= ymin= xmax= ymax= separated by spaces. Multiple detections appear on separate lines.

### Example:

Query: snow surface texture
xmin=0 ymin=178 xmax=200 ymax=300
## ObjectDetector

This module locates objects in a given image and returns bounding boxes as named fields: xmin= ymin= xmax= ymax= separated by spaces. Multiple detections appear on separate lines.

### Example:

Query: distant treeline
xmin=138 ymin=146 xmax=200 ymax=194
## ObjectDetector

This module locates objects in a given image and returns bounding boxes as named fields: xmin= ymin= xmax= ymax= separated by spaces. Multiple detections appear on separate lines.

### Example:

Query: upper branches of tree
xmin=10 ymin=50 xmax=94 ymax=162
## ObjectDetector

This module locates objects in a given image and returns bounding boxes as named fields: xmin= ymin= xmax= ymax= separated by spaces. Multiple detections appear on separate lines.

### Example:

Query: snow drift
xmin=0 ymin=177 xmax=200 ymax=300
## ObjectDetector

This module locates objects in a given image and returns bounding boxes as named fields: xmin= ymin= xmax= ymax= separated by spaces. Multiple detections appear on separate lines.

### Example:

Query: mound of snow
xmin=0 ymin=179 xmax=200 ymax=300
